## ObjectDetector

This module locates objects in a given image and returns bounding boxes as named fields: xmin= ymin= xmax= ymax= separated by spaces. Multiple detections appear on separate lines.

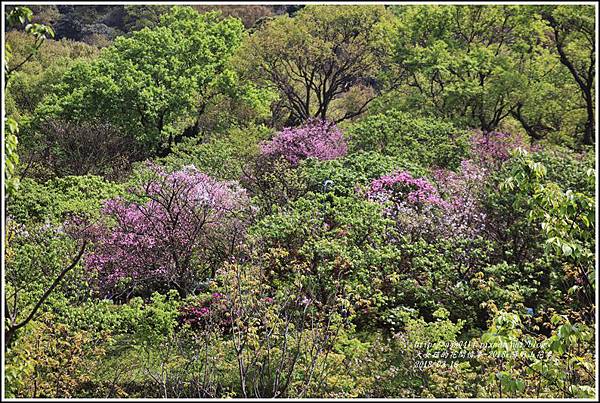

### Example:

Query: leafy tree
xmin=538 ymin=6 xmax=595 ymax=145
xmin=37 ymin=6 xmax=268 ymax=155
xmin=5 ymin=32 xmax=101 ymax=181
xmin=4 ymin=6 xmax=54 ymax=195
xmin=122 ymin=4 xmax=172 ymax=31
xmin=5 ymin=311 xmax=111 ymax=397
xmin=249 ymin=191 xmax=396 ymax=320
xmin=391 ymin=5 xmax=545 ymax=132
xmin=5 ymin=31 xmax=99 ymax=117
xmin=4 ymin=118 xmax=20 ymax=196
xmin=4 ymin=8 xmax=55 ymax=81
xmin=479 ymin=310 xmax=595 ymax=398
xmin=4 ymin=222 xmax=88 ymax=347
xmin=236 ymin=5 xmax=400 ymax=125
xmin=346 ymin=109 xmax=470 ymax=170
xmin=506 ymin=42 xmax=580 ymax=143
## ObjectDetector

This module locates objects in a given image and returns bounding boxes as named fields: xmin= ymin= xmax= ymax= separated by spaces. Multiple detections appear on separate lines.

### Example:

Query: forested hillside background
xmin=3 ymin=3 xmax=597 ymax=398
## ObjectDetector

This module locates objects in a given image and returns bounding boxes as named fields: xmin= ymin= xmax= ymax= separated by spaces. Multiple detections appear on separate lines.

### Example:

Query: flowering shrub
xmin=260 ymin=120 xmax=347 ymax=166
xmin=368 ymin=171 xmax=447 ymax=207
xmin=433 ymin=160 xmax=488 ymax=238
xmin=178 ymin=292 xmax=230 ymax=331
xmin=367 ymin=164 xmax=490 ymax=240
xmin=367 ymin=171 xmax=447 ymax=238
xmin=85 ymin=163 xmax=250 ymax=298
xmin=470 ymin=131 xmax=537 ymax=170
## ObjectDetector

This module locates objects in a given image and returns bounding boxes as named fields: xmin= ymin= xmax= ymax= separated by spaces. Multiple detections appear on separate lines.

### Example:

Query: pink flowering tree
xmin=243 ymin=120 xmax=347 ymax=212
xmin=260 ymin=119 xmax=348 ymax=166
xmin=367 ymin=170 xmax=448 ymax=239
xmin=368 ymin=171 xmax=446 ymax=207
xmin=367 ymin=165 xmax=488 ymax=240
xmin=85 ymin=163 xmax=250 ymax=299
xmin=435 ymin=131 xmax=540 ymax=237
xmin=415 ymin=131 xmax=540 ymax=239
xmin=470 ymin=131 xmax=537 ymax=170
xmin=433 ymin=160 xmax=488 ymax=239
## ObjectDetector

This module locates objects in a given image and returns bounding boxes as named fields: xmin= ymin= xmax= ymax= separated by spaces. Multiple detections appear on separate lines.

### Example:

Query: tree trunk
xmin=583 ymin=93 xmax=595 ymax=145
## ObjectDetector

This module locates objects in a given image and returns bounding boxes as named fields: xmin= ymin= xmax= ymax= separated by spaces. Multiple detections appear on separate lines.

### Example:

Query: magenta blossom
xmin=367 ymin=171 xmax=449 ymax=239
xmin=260 ymin=119 xmax=348 ymax=166
xmin=368 ymin=170 xmax=447 ymax=208
xmin=85 ymin=163 xmax=249 ymax=297
xmin=470 ymin=131 xmax=538 ymax=169
xmin=433 ymin=160 xmax=488 ymax=238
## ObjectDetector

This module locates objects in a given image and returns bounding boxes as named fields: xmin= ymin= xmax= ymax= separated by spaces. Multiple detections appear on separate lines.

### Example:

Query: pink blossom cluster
xmin=178 ymin=292 xmax=229 ymax=330
xmin=366 ymin=131 xmax=541 ymax=240
xmin=85 ymin=164 xmax=249 ymax=296
xmin=367 ymin=164 xmax=490 ymax=240
xmin=470 ymin=131 xmax=538 ymax=169
xmin=433 ymin=160 xmax=488 ymax=238
xmin=260 ymin=119 xmax=348 ymax=166
xmin=367 ymin=171 xmax=447 ymax=208
xmin=367 ymin=171 xmax=448 ymax=239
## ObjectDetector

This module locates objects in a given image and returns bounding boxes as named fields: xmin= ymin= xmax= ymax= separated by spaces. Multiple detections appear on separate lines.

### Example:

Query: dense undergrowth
xmin=3 ymin=4 xmax=596 ymax=398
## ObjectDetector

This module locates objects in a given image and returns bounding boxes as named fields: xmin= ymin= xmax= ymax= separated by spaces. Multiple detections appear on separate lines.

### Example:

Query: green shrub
xmin=346 ymin=110 xmax=470 ymax=170
xmin=159 ymin=124 xmax=272 ymax=181
xmin=299 ymin=151 xmax=427 ymax=197
xmin=7 ymin=175 xmax=124 ymax=224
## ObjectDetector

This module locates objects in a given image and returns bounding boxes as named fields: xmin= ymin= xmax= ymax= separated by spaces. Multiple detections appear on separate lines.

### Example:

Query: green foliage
xmin=388 ymin=4 xmax=595 ymax=145
xmin=4 ymin=220 xmax=89 ymax=351
xmin=499 ymin=148 xmax=594 ymax=258
xmin=508 ymin=43 xmax=582 ymax=145
xmin=528 ymin=146 xmax=595 ymax=193
xmin=346 ymin=110 xmax=470 ymax=169
xmin=5 ymin=31 xmax=99 ymax=118
xmin=36 ymin=6 xmax=267 ymax=154
xmin=5 ymin=117 xmax=21 ymax=195
xmin=236 ymin=5 xmax=399 ymax=124
xmin=478 ymin=310 xmax=595 ymax=398
xmin=299 ymin=151 xmax=427 ymax=197
xmin=538 ymin=5 xmax=595 ymax=145
xmin=4 ymin=6 xmax=55 ymax=196
xmin=369 ymin=309 xmax=469 ymax=397
xmin=4 ymin=311 xmax=111 ymax=398
xmin=7 ymin=175 xmax=124 ymax=224
xmin=159 ymin=124 xmax=272 ymax=180
xmin=249 ymin=192 xmax=398 ymax=322
xmin=391 ymin=5 xmax=546 ymax=132
xmin=499 ymin=149 xmax=595 ymax=300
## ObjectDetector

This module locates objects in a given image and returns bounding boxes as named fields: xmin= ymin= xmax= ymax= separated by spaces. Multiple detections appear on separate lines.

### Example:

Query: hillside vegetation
xmin=3 ymin=4 xmax=596 ymax=398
